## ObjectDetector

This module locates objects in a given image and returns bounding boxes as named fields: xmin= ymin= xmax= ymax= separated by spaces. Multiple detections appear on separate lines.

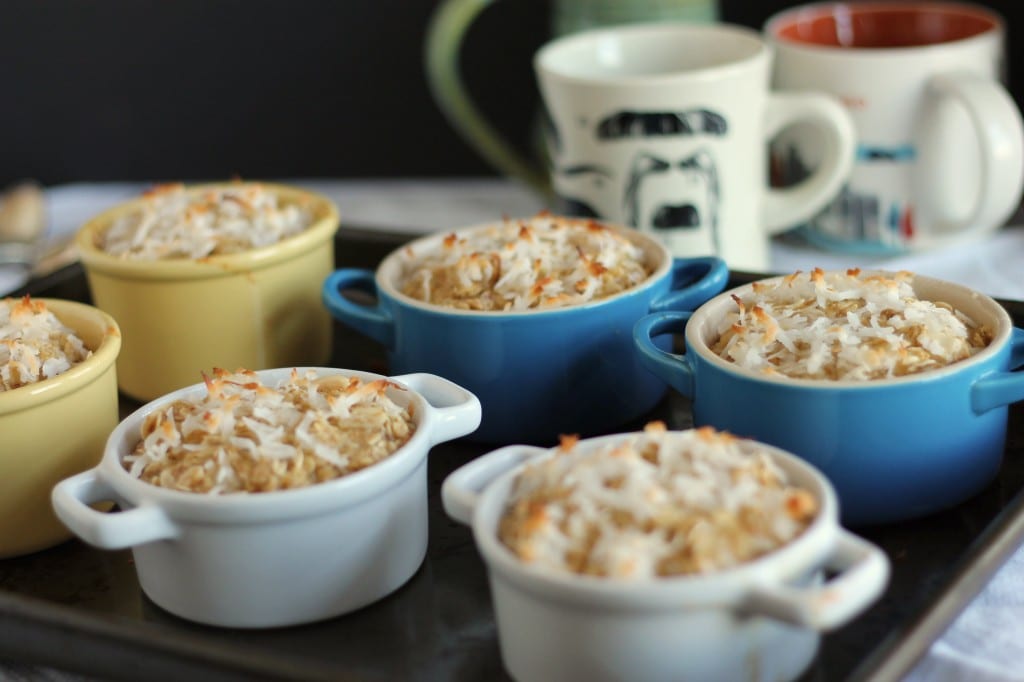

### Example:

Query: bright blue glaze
xmin=324 ymin=257 xmax=728 ymax=444
xmin=634 ymin=311 xmax=1024 ymax=526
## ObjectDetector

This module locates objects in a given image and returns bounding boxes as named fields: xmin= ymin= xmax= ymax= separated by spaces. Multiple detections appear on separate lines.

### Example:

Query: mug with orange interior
xmin=766 ymin=2 xmax=1024 ymax=254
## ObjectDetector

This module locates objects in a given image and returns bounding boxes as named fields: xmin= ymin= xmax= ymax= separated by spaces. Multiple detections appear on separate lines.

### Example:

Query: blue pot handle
xmin=648 ymin=256 xmax=729 ymax=313
xmin=322 ymin=269 xmax=396 ymax=350
xmin=972 ymin=327 xmax=1024 ymax=414
xmin=633 ymin=311 xmax=696 ymax=398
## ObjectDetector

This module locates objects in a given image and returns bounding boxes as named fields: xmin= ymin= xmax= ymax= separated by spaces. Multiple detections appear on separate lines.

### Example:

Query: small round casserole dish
xmin=0 ymin=298 xmax=121 ymax=557
xmin=442 ymin=428 xmax=888 ymax=682
xmin=633 ymin=270 xmax=1024 ymax=525
xmin=76 ymin=182 xmax=340 ymax=402
xmin=51 ymin=367 xmax=481 ymax=628
xmin=323 ymin=215 xmax=728 ymax=444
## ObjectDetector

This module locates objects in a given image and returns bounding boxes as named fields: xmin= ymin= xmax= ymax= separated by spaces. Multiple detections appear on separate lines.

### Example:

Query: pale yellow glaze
xmin=0 ymin=299 xmax=121 ymax=557
xmin=75 ymin=182 xmax=340 ymax=401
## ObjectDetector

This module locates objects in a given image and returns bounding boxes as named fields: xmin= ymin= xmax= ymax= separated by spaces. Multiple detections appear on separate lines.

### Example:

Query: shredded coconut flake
xmin=125 ymin=368 xmax=416 ymax=494
xmin=99 ymin=183 xmax=314 ymax=260
xmin=399 ymin=212 xmax=654 ymax=311
xmin=710 ymin=269 xmax=993 ymax=381
xmin=0 ymin=296 xmax=91 ymax=391
xmin=498 ymin=424 xmax=817 ymax=579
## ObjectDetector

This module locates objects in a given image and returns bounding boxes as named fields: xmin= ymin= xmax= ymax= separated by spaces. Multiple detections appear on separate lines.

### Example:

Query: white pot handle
xmin=391 ymin=373 xmax=483 ymax=445
xmin=762 ymin=92 xmax=856 ymax=234
xmin=51 ymin=469 xmax=179 ymax=549
xmin=742 ymin=529 xmax=890 ymax=630
xmin=441 ymin=445 xmax=548 ymax=525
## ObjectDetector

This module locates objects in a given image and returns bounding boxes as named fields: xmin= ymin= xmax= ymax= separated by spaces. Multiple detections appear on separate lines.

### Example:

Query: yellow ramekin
xmin=75 ymin=182 xmax=340 ymax=402
xmin=0 ymin=298 xmax=121 ymax=557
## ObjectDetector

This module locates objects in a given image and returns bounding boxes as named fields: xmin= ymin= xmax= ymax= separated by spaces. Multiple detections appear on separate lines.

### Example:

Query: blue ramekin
xmin=323 ymin=219 xmax=728 ymax=444
xmin=634 ymin=272 xmax=1024 ymax=525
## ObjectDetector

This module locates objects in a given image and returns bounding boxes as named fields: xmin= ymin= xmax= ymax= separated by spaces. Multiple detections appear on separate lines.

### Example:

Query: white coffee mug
xmin=767 ymin=2 xmax=1024 ymax=254
xmin=534 ymin=22 xmax=856 ymax=272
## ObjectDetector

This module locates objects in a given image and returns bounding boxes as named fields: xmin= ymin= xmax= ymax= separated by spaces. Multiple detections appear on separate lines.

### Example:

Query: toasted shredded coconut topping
xmin=710 ymin=269 xmax=993 ymax=381
xmin=98 ymin=183 xmax=314 ymax=260
xmin=398 ymin=213 xmax=654 ymax=311
xmin=0 ymin=296 xmax=91 ymax=391
xmin=124 ymin=368 xmax=416 ymax=494
xmin=498 ymin=424 xmax=817 ymax=579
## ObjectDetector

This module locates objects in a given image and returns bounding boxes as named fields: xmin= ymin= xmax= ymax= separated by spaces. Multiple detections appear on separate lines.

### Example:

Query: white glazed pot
xmin=52 ymin=368 xmax=481 ymax=628
xmin=442 ymin=432 xmax=890 ymax=682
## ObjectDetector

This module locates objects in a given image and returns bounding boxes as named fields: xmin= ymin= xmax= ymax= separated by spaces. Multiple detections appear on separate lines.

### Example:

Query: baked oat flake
xmin=99 ymin=183 xmax=315 ymax=260
xmin=712 ymin=268 xmax=993 ymax=381
xmin=124 ymin=369 xmax=416 ymax=494
xmin=0 ymin=296 xmax=91 ymax=391
xmin=399 ymin=213 xmax=653 ymax=311
xmin=498 ymin=423 xmax=817 ymax=579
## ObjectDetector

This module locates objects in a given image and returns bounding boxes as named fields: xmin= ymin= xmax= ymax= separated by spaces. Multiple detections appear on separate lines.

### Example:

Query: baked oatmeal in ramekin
xmin=76 ymin=181 xmax=340 ymax=402
xmin=3 ymin=298 xmax=120 ymax=557
xmin=52 ymin=367 xmax=481 ymax=627
xmin=633 ymin=269 xmax=1024 ymax=524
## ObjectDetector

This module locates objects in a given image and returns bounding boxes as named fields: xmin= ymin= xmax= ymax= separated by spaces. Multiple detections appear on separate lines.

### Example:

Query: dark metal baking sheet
xmin=2 ymin=228 xmax=1023 ymax=682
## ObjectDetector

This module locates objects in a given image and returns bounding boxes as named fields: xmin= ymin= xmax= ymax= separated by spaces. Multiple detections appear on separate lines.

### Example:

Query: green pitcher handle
xmin=424 ymin=0 xmax=552 ymax=196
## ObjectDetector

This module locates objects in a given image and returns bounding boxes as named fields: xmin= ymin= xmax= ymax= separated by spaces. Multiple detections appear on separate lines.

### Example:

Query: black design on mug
xmin=624 ymin=148 xmax=720 ymax=253
xmin=597 ymin=109 xmax=728 ymax=139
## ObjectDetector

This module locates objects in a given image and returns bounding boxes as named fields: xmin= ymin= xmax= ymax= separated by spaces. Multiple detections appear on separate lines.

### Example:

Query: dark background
xmin=0 ymin=0 xmax=1021 ymax=186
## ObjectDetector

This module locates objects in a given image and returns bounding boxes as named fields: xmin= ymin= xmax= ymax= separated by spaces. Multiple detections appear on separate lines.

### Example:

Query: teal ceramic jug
xmin=425 ymin=0 xmax=719 ymax=194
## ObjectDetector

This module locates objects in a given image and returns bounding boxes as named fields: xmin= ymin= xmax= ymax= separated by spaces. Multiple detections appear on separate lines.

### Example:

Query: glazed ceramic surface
xmin=535 ymin=22 xmax=855 ymax=271
xmin=75 ymin=182 xmax=340 ymax=402
xmin=51 ymin=368 xmax=481 ymax=628
xmin=442 ymin=431 xmax=888 ymax=682
xmin=634 ymin=273 xmax=1024 ymax=525
xmin=322 ymin=219 xmax=728 ymax=444
xmin=0 ymin=299 xmax=121 ymax=558
xmin=767 ymin=2 xmax=1024 ymax=253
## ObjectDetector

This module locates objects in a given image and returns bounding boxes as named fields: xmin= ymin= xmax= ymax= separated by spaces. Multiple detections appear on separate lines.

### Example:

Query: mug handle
xmin=971 ymin=327 xmax=1024 ymax=414
xmin=742 ymin=529 xmax=890 ymax=630
xmin=632 ymin=311 xmax=697 ymax=398
xmin=918 ymin=72 xmax=1024 ymax=239
xmin=424 ymin=0 xmax=550 ymax=194
xmin=322 ymin=269 xmax=396 ymax=350
xmin=51 ymin=469 xmax=179 ymax=549
xmin=762 ymin=92 xmax=856 ymax=234
xmin=648 ymin=256 xmax=730 ymax=313
xmin=391 ymin=373 xmax=483 ymax=445
xmin=441 ymin=445 xmax=549 ymax=525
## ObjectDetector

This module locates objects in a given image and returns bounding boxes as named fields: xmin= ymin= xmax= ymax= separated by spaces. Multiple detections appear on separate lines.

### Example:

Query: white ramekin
xmin=443 ymin=431 xmax=890 ymax=682
xmin=52 ymin=367 xmax=481 ymax=628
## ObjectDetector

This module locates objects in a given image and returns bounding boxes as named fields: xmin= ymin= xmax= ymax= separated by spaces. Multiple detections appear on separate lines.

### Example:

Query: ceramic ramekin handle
xmin=972 ymin=327 xmax=1024 ymax=414
xmin=392 ymin=373 xmax=483 ymax=445
xmin=442 ymin=445 xmax=547 ymax=525
xmin=632 ymin=311 xmax=697 ymax=398
xmin=743 ymin=529 xmax=890 ymax=630
xmin=322 ymin=269 xmax=396 ymax=349
xmin=648 ymin=257 xmax=729 ymax=313
xmin=51 ymin=469 xmax=179 ymax=549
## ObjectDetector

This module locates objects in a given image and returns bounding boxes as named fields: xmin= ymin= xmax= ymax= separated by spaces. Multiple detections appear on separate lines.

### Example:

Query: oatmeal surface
xmin=711 ymin=269 xmax=992 ymax=381
xmin=498 ymin=423 xmax=817 ymax=579
xmin=98 ymin=183 xmax=315 ymax=260
xmin=0 ymin=296 xmax=91 ymax=391
xmin=399 ymin=213 xmax=653 ymax=311
xmin=124 ymin=369 xmax=416 ymax=494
